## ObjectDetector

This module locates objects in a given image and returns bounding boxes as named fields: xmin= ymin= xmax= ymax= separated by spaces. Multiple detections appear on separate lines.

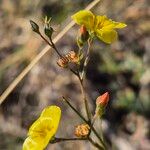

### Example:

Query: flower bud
xmin=75 ymin=124 xmax=90 ymax=138
xmin=44 ymin=26 xmax=54 ymax=38
xmin=80 ymin=25 xmax=89 ymax=42
xmin=80 ymin=25 xmax=87 ymax=35
xmin=30 ymin=20 xmax=39 ymax=33
xmin=96 ymin=92 xmax=109 ymax=107
xmin=77 ymin=25 xmax=89 ymax=47
xmin=95 ymin=92 xmax=110 ymax=118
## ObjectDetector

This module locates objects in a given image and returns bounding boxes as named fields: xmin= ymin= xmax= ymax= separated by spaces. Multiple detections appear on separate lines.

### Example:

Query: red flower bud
xmin=96 ymin=92 xmax=109 ymax=107
xmin=77 ymin=25 xmax=89 ymax=46
xmin=80 ymin=25 xmax=87 ymax=35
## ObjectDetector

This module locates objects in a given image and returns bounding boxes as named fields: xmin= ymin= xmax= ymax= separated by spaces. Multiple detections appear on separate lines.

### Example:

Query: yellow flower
xmin=23 ymin=106 xmax=61 ymax=150
xmin=72 ymin=10 xmax=127 ymax=44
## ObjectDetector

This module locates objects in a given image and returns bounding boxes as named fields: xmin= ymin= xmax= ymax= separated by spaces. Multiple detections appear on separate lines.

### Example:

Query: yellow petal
xmin=23 ymin=137 xmax=43 ymax=150
xmin=95 ymin=15 xmax=127 ymax=30
xmin=95 ymin=16 xmax=108 ymax=29
xmin=23 ymin=106 xmax=61 ymax=150
xmin=28 ymin=118 xmax=53 ymax=137
xmin=40 ymin=105 xmax=61 ymax=119
xmin=102 ymin=19 xmax=127 ymax=30
xmin=72 ymin=10 xmax=95 ymax=30
xmin=23 ymin=118 xmax=53 ymax=150
xmin=40 ymin=105 xmax=61 ymax=133
xmin=112 ymin=22 xmax=127 ymax=28
xmin=96 ymin=29 xmax=118 ymax=44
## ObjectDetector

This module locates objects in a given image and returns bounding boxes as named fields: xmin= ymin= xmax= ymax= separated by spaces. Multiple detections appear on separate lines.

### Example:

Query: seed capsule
xmin=74 ymin=124 xmax=90 ymax=138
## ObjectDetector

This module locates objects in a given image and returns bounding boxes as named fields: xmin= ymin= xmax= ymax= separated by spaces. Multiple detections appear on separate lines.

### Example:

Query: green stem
xmin=50 ymin=137 xmax=87 ymax=143
xmin=51 ymin=137 xmax=103 ymax=150
xmin=39 ymin=32 xmax=62 ymax=58
xmin=62 ymin=97 xmax=106 ymax=150
xmin=78 ymin=75 xmax=91 ymax=123
xmin=39 ymin=32 xmax=52 ymax=47
xmin=78 ymin=39 xmax=93 ymax=123
xmin=81 ymin=39 xmax=92 ymax=80
xmin=49 ymin=36 xmax=62 ymax=57
xmin=88 ymin=137 xmax=103 ymax=150
xmin=62 ymin=97 xmax=88 ymax=123
xmin=90 ymin=126 xmax=106 ymax=149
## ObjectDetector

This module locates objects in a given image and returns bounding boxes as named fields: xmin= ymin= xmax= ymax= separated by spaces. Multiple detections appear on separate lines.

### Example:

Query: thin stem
xmin=90 ymin=126 xmax=106 ymax=150
xmin=62 ymin=97 xmax=106 ymax=150
xmin=62 ymin=97 xmax=88 ymax=123
xmin=81 ymin=39 xmax=92 ymax=80
xmin=78 ymin=39 xmax=93 ymax=123
xmin=51 ymin=137 xmax=87 ymax=144
xmin=88 ymin=137 xmax=104 ymax=150
xmin=39 ymin=32 xmax=52 ymax=47
xmin=40 ymin=33 xmax=79 ymax=76
xmin=49 ymin=36 xmax=62 ymax=57
xmin=69 ymin=68 xmax=78 ymax=76
xmin=51 ymin=137 xmax=103 ymax=150
xmin=78 ymin=76 xmax=91 ymax=123
xmin=39 ymin=31 xmax=62 ymax=58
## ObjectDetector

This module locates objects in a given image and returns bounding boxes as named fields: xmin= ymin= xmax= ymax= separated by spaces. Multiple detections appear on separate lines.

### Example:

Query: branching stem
xmin=39 ymin=32 xmax=62 ymax=58
xmin=62 ymin=97 xmax=106 ymax=150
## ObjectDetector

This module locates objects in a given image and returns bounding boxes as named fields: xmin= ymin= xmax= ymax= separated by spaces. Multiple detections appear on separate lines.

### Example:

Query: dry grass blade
xmin=0 ymin=0 xmax=101 ymax=105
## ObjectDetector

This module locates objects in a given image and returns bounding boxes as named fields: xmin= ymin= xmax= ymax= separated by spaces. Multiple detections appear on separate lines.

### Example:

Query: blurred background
xmin=0 ymin=0 xmax=149 ymax=149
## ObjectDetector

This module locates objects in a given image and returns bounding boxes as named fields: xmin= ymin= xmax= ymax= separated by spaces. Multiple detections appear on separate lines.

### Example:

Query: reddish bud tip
xmin=80 ymin=25 xmax=87 ymax=35
xmin=96 ymin=92 xmax=109 ymax=107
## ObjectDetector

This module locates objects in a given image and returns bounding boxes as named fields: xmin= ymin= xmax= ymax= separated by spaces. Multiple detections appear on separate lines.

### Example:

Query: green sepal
xmin=95 ymin=104 xmax=105 ymax=118
xmin=30 ymin=20 xmax=39 ymax=33
xmin=44 ymin=26 xmax=54 ymax=38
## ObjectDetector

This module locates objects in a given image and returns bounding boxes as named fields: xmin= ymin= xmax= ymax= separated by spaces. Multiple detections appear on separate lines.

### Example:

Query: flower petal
xmin=95 ymin=15 xmax=127 ymax=30
xmin=96 ymin=29 xmax=118 ymax=44
xmin=110 ymin=21 xmax=127 ymax=29
xmin=28 ymin=118 xmax=53 ymax=137
xmin=95 ymin=16 xmax=108 ymax=29
xmin=23 ymin=137 xmax=43 ymax=150
xmin=40 ymin=106 xmax=61 ymax=133
xmin=24 ymin=118 xmax=53 ymax=150
xmin=103 ymin=20 xmax=127 ymax=29
xmin=23 ymin=106 xmax=61 ymax=150
xmin=72 ymin=10 xmax=95 ymax=30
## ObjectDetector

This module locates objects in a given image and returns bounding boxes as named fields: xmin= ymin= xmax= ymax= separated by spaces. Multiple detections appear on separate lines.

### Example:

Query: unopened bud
xmin=77 ymin=25 xmax=89 ymax=47
xmin=30 ymin=20 xmax=39 ymax=33
xmin=80 ymin=25 xmax=89 ymax=42
xmin=44 ymin=26 xmax=54 ymax=38
xmin=96 ymin=92 xmax=109 ymax=107
xmin=95 ymin=92 xmax=110 ymax=118
xmin=75 ymin=124 xmax=90 ymax=138
xmin=80 ymin=25 xmax=87 ymax=35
